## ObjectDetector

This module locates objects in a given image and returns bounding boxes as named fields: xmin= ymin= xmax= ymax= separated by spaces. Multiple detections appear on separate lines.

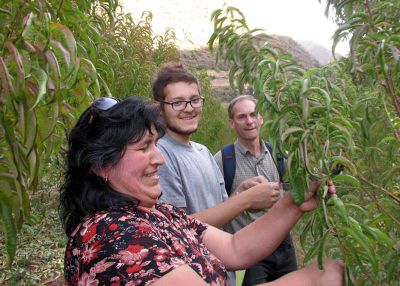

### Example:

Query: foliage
xmin=0 ymin=189 xmax=65 ymax=285
xmin=326 ymin=0 xmax=400 ymax=119
xmin=209 ymin=5 xmax=399 ymax=285
xmin=191 ymin=68 xmax=236 ymax=153
xmin=0 ymin=0 xmax=179 ymax=266
xmin=93 ymin=10 xmax=179 ymax=98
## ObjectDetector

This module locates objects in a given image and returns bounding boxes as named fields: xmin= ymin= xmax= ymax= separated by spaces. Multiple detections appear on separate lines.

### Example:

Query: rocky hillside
xmin=121 ymin=0 xmax=333 ymax=101
xmin=297 ymin=39 xmax=338 ymax=65
xmin=180 ymin=35 xmax=321 ymax=102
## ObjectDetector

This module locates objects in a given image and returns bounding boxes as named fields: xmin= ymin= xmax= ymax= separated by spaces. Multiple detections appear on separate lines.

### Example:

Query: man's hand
xmin=235 ymin=176 xmax=268 ymax=193
xmin=241 ymin=182 xmax=281 ymax=209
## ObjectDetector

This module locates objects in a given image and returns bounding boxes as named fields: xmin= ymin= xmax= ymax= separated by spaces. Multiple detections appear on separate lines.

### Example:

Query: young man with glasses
xmin=153 ymin=64 xmax=280 ymax=285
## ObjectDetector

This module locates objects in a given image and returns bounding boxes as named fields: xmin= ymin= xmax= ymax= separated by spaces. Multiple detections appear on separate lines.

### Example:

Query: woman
xmin=60 ymin=96 xmax=343 ymax=285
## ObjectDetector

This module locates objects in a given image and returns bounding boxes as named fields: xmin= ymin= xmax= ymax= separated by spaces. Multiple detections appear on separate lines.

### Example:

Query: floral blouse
xmin=65 ymin=203 xmax=227 ymax=285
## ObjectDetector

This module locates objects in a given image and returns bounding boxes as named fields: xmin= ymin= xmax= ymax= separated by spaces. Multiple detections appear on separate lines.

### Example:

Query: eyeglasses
xmin=89 ymin=97 xmax=119 ymax=124
xmin=158 ymin=97 xmax=205 ymax=111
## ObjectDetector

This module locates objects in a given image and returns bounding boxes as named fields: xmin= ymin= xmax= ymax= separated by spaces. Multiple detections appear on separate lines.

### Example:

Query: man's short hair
xmin=152 ymin=63 xmax=200 ymax=101
xmin=228 ymin=95 xmax=257 ymax=119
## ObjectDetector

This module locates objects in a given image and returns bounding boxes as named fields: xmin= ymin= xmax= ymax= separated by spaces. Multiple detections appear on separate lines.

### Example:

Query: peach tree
xmin=0 ymin=0 xmax=179 ymax=266
xmin=209 ymin=2 xmax=399 ymax=285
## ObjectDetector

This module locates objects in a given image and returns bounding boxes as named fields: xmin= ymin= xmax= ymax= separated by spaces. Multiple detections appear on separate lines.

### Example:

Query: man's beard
xmin=166 ymin=121 xmax=197 ymax=136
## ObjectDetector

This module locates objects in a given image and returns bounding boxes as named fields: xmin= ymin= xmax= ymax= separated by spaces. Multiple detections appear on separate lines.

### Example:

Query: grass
xmin=0 ymin=190 xmax=66 ymax=285
xmin=236 ymin=270 xmax=245 ymax=286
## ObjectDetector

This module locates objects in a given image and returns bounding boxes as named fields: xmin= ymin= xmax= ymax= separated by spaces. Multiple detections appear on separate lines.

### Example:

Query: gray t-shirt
xmin=214 ymin=140 xmax=280 ymax=233
xmin=157 ymin=133 xmax=228 ymax=214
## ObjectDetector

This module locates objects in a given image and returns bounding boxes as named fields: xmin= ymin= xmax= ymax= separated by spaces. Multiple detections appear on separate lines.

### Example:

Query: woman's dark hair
xmin=59 ymin=96 xmax=165 ymax=236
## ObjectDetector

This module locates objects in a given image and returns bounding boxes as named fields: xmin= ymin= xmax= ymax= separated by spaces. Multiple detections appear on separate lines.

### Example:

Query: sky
xmin=121 ymin=0 xmax=349 ymax=56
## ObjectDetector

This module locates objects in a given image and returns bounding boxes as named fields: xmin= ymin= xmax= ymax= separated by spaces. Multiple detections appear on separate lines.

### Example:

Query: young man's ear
xmin=155 ymin=101 xmax=164 ymax=114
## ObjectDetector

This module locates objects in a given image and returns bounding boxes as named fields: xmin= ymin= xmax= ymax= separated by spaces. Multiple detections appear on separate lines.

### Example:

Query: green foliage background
xmin=209 ymin=2 xmax=399 ymax=285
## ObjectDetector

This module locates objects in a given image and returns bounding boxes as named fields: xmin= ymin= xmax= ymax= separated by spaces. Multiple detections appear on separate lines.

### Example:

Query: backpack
xmin=221 ymin=141 xmax=285 ymax=195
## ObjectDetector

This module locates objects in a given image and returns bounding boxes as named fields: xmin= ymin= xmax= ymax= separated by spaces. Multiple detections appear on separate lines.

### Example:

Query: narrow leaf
xmin=31 ymin=68 xmax=48 ymax=109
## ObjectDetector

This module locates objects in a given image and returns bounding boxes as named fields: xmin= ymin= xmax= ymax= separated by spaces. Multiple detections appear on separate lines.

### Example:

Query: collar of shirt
xmin=235 ymin=139 xmax=267 ymax=157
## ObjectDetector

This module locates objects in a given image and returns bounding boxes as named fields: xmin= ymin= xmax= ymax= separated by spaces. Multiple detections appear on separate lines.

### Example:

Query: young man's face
xmin=229 ymin=99 xmax=263 ymax=142
xmin=161 ymin=82 xmax=203 ymax=137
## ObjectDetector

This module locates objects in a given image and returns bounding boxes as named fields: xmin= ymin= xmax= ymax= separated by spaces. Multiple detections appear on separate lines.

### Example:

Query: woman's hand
xmin=259 ymin=258 xmax=344 ymax=286
xmin=298 ymin=181 xmax=337 ymax=213
xmin=304 ymin=259 xmax=344 ymax=286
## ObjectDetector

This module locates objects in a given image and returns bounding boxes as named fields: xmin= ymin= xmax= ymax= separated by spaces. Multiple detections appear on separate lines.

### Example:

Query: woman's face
xmin=107 ymin=125 xmax=165 ymax=209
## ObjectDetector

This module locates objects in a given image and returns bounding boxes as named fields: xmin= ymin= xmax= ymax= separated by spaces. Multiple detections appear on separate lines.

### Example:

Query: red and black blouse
xmin=65 ymin=203 xmax=227 ymax=285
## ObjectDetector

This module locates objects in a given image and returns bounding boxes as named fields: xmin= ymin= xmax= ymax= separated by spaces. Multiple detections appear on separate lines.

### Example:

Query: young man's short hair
xmin=152 ymin=63 xmax=200 ymax=101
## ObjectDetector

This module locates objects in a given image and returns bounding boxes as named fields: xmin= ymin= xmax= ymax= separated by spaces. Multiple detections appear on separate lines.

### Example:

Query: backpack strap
xmin=221 ymin=143 xmax=236 ymax=196
xmin=264 ymin=141 xmax=286 ymax=182
xmin=222 ymin=141 xmax=286 ymax=195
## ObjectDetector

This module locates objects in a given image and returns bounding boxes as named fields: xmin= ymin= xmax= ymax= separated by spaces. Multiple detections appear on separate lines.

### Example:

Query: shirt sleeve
xmin=210 ymin=149 xmax=228 ymax=200
xmin=213 ymin=150 xmax=224 ymax=174
xmin=157 ymin=144 xmax=187 ymax=209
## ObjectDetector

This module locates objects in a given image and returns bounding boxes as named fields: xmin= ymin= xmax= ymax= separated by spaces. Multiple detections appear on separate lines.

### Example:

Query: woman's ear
xmin=92 ymin=167 xmax=109 ymax=182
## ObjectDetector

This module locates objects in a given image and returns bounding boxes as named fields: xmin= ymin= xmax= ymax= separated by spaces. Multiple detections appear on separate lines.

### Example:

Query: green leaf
xmin=360 ymin=224 xmax=393 ymax=247
xmin=0 ymin=7 xmax=12 ymax=16
xmin=0 ymin=196 xmax=17 ymax=267
xmin=44 ymin=50 xmax=61 ymax=92
xmin=328 ymin=197 xmax=349 ymax=225
xmin=342 ymin=226 xmax=379 ymax=276
xmin=0 ymin=113 xmax=20 ymax=176
xmin=332 ymin=174 xmax=361 ymax=188
xmin=303 ymin=237 xmax=320 ymax=264
xmin=300 ymin=215 xmax=314 ymax=250
xmin=50 ymin=39 xmax=71 ymax=68
xmin=0 ymin=56 xmax=15 ymax=100
xmin=6 ymin=42 xmax=24 ymax=81
xmin=377 ymin=41 xmax=388 ymax=74
xmin=23 ymin=100 xmax=38 ymax=156
xmin=345 ymin=265 xmax=356 ymax=286
xmin=53 ymin=23 xmax=77 ymax=69
xmin=30 ymin=68 xmax=48 ymax=109
xmin=290 ymin=166 xmax=306 ymax=205
xmin=304 ymin=87 xmax=331 ymax=112
xmin=281 ymin=127 xmax=304 ymax=142
xmin=21 ymin=12 xmax=35 ymax=38
xmin=318 ymin=229 xmax=330 ymax=270
xmin=329 ymin=156 xmax=357 ymax=174
xmin=386 ymin=252 xmax=399 ymax=282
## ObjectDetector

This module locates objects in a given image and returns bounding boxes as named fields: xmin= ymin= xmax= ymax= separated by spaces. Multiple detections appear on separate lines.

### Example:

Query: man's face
xmin=229 ymin=99 xmax=263 ymax=142
xmin=161 ymin=82 xmax=202 ymax=136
